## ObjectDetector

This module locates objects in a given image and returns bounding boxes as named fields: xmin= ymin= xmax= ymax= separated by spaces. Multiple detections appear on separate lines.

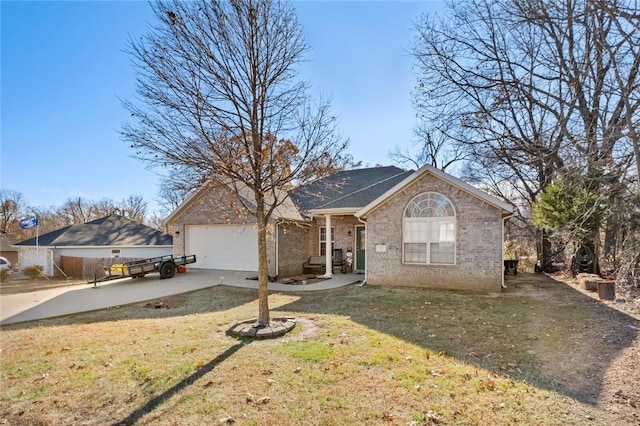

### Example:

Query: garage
xmin=185 ymin=224 xmax=258 ymax=271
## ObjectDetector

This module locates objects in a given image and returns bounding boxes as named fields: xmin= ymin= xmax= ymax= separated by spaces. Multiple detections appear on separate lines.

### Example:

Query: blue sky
xmin=1 ymin=0 xmax=445 ymax=216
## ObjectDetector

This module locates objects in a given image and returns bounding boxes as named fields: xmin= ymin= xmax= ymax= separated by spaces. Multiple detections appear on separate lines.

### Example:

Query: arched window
xmin=403 ymin=193 xmax=456 ymax=265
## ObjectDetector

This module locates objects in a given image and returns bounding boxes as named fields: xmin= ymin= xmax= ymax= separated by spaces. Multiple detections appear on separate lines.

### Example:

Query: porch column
xmin=323 ymin=214 xmax=333 ymax=278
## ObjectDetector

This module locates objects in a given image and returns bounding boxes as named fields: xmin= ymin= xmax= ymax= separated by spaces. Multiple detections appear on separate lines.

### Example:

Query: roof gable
xmin=356 ymin=164 xmax=514 ymax=218
xmin=15 ymin=215 xmax=173 ymax=247
xmin=166 ymin=178 xmax=304 ymax=224
xmin=289 ymin=166 xmax=412 ymax=213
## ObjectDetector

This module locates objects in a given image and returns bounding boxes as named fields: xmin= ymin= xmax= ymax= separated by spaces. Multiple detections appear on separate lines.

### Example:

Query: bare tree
xmin=118 ymin=195 xmax=147 ymax=223
xmin=122 ymin=0 xmax=349 ymax=327
xmin=411 ymin=0 xmax=639 ymax=267
xmin=56 ymin=197 xmax=95 ymax=226
xmin=156 ymin=170 xmax=193 ymax=217
xmin=389 ymin=128 xmax=466 ymax=172
xmin=93 ymin=198 xmax=121 ymax=218
xmin=0 ymin=189 xmax=27 ymax=235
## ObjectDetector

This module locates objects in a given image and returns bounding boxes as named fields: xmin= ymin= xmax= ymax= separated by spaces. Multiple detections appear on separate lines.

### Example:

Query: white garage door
xmin=185 ymin=224 xmax=258 ymax=271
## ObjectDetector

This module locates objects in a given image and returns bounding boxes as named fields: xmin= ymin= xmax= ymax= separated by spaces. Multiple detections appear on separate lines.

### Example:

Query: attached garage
xmin=185 ymin=224 xmax=258 ymax=271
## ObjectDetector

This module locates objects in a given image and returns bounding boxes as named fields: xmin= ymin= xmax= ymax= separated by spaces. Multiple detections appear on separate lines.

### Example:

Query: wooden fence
xmin=60 ymin=256 xmax=141 ymax=280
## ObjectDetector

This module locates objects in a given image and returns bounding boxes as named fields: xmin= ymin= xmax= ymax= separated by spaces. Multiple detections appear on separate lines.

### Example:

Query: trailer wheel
xmin=159 ymin=261 xmax=176 ymax=279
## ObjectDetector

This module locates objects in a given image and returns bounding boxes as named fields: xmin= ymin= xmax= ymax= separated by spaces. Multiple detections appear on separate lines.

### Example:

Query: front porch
xmin=307 ymin=213 xmax=366 ymax=278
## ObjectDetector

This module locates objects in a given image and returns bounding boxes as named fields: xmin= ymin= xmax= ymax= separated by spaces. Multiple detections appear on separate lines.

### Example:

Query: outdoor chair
xmin=332 ymin=248 xmax=344 ymax=273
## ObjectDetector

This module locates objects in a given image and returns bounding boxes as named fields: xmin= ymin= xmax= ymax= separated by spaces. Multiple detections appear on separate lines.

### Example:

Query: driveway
xmin=0 ymin=269 xmax=360 ymax=325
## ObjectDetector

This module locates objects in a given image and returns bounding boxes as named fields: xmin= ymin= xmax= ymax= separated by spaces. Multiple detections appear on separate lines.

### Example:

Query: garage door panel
xmin=186 ymin=225 xmax=258 ymax=271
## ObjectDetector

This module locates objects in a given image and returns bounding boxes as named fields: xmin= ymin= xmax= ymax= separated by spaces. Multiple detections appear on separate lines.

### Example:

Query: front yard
xmin=1 ymin=273 xmax=638 ymax=425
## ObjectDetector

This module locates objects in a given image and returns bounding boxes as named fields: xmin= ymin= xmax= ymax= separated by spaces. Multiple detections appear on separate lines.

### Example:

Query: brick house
xmin=167 ymin=165 xmax=514 ymax=292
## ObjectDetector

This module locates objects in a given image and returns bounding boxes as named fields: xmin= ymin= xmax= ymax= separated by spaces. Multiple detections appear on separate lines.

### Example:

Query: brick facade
xmin=276 ymin=222 xmax=312 ymax=276
xmin=169 ymin=181 xmax=277 ymax=270
xmin=168 ymin=170 xmax=506 ymax=289
xmin=363 ymin=173 xmax=504 ymax=292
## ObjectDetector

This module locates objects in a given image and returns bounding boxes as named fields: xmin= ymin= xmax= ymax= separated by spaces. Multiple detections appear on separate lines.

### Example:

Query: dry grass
xmin=1 ymin=273 xmax=639 ymax=425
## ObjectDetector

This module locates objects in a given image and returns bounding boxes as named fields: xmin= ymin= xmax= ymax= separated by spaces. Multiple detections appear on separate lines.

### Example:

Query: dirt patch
xmin=504 ymin=273 xmax=640 ymax=418
xmin=143 ymin=295 xmax=185 ymax=310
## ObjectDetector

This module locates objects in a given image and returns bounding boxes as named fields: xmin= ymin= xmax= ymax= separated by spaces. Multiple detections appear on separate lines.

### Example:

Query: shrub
xmin=0 ymin=269 xmax=10 ymax=282
xmin=23 ymin=265 xmax=44 ymax=279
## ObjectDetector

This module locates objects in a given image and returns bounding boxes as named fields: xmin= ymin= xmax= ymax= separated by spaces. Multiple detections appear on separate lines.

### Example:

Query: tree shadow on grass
xmin=275 ymin=273 xmax=640 ymax=409
xmin=111 ymin=340 xmax=250 ymax=426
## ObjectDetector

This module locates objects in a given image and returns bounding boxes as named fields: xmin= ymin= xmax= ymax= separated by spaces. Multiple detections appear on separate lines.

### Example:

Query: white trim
xmin=318 ymin=225 xmax=335 ymax=256
xmin=356 ymin=164 xmax=514 ymax=218
xmin=401 ymin=192 xmax=457 ymax=266
xmin=308 ymin=207 xmax=359 ymax=216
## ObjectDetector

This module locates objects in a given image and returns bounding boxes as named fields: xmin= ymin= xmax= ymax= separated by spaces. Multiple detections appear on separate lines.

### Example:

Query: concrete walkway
xmin=0 ymin=269 xmax=362 ymax=325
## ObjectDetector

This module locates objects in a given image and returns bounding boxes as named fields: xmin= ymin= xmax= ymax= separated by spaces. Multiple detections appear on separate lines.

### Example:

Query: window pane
xmin=430 ymin=242 xmax=455 ymax=264
xmin=404 ymin=243 xmax=427 ymax=263
xmin=405 ymin=193 xmax=455 ymax=218
xmin=320 ymin=226 xmax=335 ymax=256
xmin=431 ymin=220 xmax=455 ymax=242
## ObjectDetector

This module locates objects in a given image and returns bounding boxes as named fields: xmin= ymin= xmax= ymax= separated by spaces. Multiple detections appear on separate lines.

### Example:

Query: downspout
xmin=502 ymin=212 xmax=515 ymax=289
xmin=357 ymin=216 xmax=367 ymax=285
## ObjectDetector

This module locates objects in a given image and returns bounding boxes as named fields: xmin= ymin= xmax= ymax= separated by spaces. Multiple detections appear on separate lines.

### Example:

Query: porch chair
xmin=332 ymin=248 xmax=344 ymax=273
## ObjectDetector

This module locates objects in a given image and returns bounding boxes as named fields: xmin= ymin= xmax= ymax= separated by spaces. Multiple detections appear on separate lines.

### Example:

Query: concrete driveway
xmin=0 ymin=269 xmax=361 ymax=325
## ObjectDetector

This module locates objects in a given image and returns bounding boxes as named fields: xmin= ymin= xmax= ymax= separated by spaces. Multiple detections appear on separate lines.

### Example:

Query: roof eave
xmin=356 ymin=164 xmax=515 ymax=218
xmin=307 ymin=207 xmax=360 ymax=216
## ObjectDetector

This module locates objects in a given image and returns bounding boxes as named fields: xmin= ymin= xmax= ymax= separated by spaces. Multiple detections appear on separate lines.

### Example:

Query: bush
xmin=23 ymin=265 xmax=44 ymax=279
xmin=0 ymin=269 xmax=10 ymax=282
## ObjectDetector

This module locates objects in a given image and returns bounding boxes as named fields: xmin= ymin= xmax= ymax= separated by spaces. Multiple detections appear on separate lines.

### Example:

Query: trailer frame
xmin=90 ymin=254 xmax=197 ymax=285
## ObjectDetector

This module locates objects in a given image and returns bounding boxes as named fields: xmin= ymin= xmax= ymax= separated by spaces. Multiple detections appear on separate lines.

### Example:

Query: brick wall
xmin=276 ymin=222 xmax=312 ymax=276
xmin=168 ymin=181 xmax=276 ymax=265
xmin=364 ymin=174 xmax=504 ymax=292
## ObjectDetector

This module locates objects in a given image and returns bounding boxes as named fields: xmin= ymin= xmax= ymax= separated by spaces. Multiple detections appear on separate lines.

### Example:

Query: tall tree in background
xmin=0 ymin=188 xmax=156 ymax=241
xmin=57 ymin=197 xmax=96 ymax=226
xmin=411 ymin=0 xmax=639 ymax=268
xmin=122 ymin=0 xmax=349 ymax=327
xmin=389 ymin=128 xmax=466 ymax=172
xmin=0 ymin=189 xmax=26 ymax=235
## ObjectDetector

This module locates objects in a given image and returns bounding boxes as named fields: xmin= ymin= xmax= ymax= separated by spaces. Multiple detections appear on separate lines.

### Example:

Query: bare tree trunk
xmin=539 ymin=229 xmax=554 ymax=273
xmin=256 ymin=206 xmax=270 ymax=327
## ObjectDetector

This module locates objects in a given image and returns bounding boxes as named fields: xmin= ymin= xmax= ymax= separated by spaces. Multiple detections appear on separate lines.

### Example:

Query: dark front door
xmin=355 ymin=225 xmax=365 ymax=272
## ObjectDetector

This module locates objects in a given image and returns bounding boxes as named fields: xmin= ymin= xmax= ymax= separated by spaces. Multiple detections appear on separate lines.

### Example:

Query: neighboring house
xmin=167 ymin=165 xmax=514 ymax=292
xmin=14 ymin=215 xmax=173 ymax=276
xmin=0 ymin=233 xmax=19 ymax=268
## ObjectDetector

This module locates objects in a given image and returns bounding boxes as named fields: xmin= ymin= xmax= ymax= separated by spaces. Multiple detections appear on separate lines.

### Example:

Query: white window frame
xmin=319 ymin=226 xmax=335 ymax=256
xmin=402 ymin=193 xmax=456 ymax=265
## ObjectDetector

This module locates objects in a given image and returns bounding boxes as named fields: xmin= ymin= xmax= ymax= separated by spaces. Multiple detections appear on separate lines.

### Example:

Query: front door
xmin=355 ymin=225 xmax=365 ymax=272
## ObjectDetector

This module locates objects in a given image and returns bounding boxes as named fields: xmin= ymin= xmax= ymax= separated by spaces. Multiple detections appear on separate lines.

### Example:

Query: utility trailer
xmin=90 ymin=254 xmax=197 ymax=285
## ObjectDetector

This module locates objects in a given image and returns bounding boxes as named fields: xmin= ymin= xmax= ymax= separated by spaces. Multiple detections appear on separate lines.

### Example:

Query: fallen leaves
xmin=246 ymin=393 xmax=270 ymax=405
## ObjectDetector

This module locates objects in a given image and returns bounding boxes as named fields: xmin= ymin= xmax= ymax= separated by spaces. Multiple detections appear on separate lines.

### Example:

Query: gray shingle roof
xmin=15 ymin=215 xmax=172 ymax=247
xmin=289 ymin=166 xmax=413 ymax=213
